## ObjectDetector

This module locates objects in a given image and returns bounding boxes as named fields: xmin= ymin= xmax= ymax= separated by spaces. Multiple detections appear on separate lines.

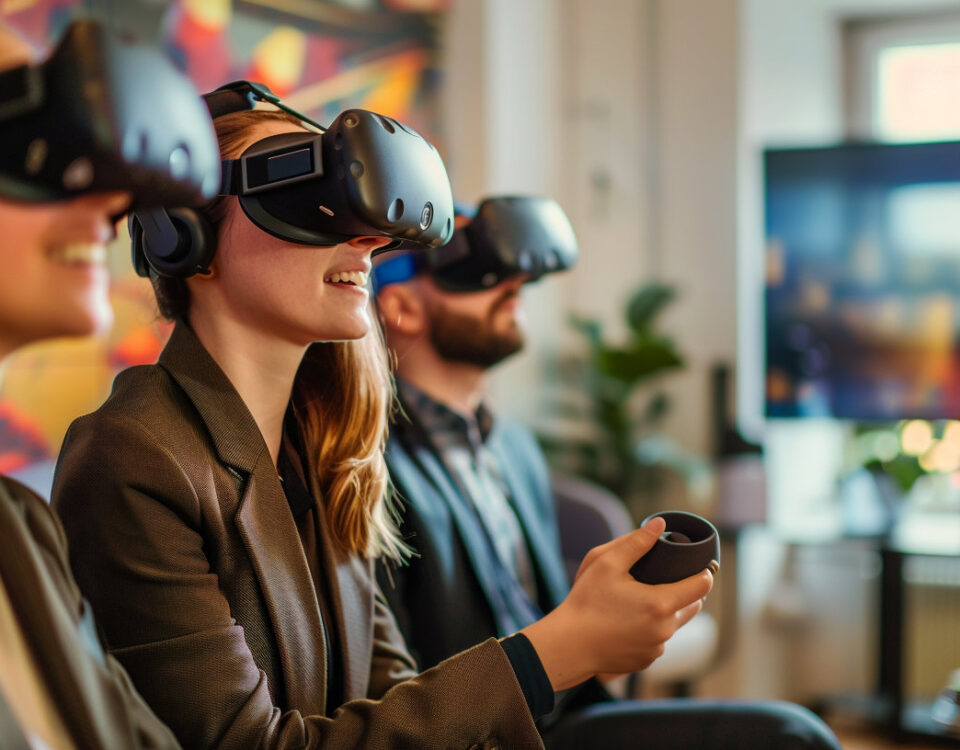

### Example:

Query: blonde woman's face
xmin=0 ymin=191 xmax=130 ymax=355
xmin=210 ymin=122 xmax=391 ymax=346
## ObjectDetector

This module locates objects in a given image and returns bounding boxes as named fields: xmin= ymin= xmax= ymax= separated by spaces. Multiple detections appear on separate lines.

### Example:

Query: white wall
xmin=654 ymin=0 xmax=739 ymax=458
xmin=441 ymin=0 xmax=567 ymax=419
xmin=443 ymin=0 xmax=738 ymax=458
xmin=442 ymin=0 xmax=664 ymax=423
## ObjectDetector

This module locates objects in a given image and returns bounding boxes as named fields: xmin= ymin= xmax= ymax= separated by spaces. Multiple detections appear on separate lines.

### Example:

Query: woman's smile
xmin=323 ymin=268 xmax=370 ymax=297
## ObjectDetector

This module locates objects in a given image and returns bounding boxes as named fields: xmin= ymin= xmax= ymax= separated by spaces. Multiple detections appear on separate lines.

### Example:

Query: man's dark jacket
xmin=379 ymin=397 xmax=570 ymax=670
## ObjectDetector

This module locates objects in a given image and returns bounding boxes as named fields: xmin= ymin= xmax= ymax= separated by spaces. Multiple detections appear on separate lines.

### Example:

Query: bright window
xmin=876 ymin=42 xmax=960 ymax=141
xmin=847 ymin=14 xmax=960 ymax=142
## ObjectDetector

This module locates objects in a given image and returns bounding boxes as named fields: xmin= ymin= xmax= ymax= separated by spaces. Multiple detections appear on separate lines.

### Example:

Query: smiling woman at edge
xmin=51 ymin=108 xmax=713 ymax=750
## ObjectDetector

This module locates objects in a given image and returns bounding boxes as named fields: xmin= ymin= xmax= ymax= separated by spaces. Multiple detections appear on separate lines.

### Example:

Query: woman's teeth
xmin=49 ymin=243 xmax=108 ymax=267
xmin=326 ymin=270 xmax=368 ymax=286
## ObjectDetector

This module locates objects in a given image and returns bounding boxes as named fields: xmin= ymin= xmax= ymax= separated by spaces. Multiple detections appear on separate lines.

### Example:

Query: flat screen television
xmin=764 ymin=140 xmax=960 ymax=420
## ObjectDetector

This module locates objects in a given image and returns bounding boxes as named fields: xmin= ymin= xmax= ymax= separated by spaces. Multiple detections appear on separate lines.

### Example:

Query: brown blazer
xmin=0 ymin=476 xmax=181 ymax=749
xmin=52 ymin=323 xmax=542 ymax=750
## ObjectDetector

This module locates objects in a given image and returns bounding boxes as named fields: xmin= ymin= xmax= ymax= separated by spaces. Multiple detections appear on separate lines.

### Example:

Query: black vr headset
xmin=0 ymin=19 xmax=220 ymax=207
xmin=131 ymin=80 xmax=455 ymax=279
xmin=372 ymin=196 xmax=579 ymax=293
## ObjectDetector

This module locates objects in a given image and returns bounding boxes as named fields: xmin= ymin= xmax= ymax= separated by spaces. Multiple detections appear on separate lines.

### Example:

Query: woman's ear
xmin=377 ymin=284 xmax=426 ymax=337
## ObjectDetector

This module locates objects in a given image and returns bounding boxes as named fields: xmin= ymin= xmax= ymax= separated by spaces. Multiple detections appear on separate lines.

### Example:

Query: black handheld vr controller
xmin=629 ymin=511 xmax=720 ymax=585
xmin=372 ymin=195 xmax=579 ymax=293
xmin=0 ymin=19 xmax=220 ymax=207
xmin=132 ymin=81 xmax=455 ymax=279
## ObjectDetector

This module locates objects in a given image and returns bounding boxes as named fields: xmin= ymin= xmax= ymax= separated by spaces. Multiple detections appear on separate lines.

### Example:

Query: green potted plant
xmin=538 ymin=282 xmax=711 ymax=520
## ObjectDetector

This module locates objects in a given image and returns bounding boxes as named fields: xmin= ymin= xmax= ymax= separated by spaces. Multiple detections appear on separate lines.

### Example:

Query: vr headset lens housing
xmin=374 ymin=196 xmax=578 ymax=293
xmin=220 ymin=108 xmax=455 ymax=250
xmin=0 ymin=19 xmax=220 ymax=207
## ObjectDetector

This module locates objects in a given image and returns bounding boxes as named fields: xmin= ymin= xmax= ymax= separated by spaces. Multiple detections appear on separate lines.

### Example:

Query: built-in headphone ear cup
xmin=129 ymin=214 xmax=152 ymax=278
xmin=131 ymin=207 xmax=216 ymax=279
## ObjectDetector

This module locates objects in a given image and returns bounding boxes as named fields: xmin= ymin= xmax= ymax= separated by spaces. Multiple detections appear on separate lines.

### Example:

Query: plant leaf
xmin=569 ymin=314 xmax=604 ymax=349
xmin=626 ymin=283 xmax=676 ymax=333
xmin=594 ymin=340 xmax=684 ymax=385
xmin=640 ymin=392 xmax=670 ymax=425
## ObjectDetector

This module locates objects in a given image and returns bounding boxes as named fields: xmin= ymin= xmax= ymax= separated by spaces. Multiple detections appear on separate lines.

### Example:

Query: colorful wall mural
xmin=0 ymin=0 xmax=448 ymax=485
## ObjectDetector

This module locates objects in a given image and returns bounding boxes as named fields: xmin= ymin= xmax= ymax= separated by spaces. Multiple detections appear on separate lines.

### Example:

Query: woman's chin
xmin=314 ymin=312 xmax=371 ymax=343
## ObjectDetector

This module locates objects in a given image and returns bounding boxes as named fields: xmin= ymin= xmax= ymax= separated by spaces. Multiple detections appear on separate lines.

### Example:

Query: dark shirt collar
xmin=396 ymin=378 xmax=496 ymax=450
xmin=277 ymin=412 xmax=317 ymax=518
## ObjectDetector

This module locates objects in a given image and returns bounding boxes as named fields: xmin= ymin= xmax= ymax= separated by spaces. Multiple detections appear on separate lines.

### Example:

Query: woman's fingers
xmin=573 ymin=516 xmax=667 ymax=584
xmin=659 ymin=567 xmax=714 ymax=612
xmin=601 ymin=517 xmax=667 ymax=571
xmin=673 ymin=597 xmax=704 ymax=630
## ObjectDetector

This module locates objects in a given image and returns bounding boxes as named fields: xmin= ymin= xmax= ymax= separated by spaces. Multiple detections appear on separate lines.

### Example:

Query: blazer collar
xmin=158 ymin=322 xmax=267 ymax=473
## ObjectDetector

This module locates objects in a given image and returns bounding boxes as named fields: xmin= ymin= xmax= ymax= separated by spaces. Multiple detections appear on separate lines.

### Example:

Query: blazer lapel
xmin=298 ymin=465 xmax=372 ymax=702
xmin=488 ymin=434 xmax=570 ymax=609
xmin=157 ymin=322 xmax=268 ymax=472
xmin=233 ymin=454 xmax=328 ymax=714
xmin=158 ymin=323 xmax=328 ymax=714
xmin=390 ymin=433 xmax=517 ymax=636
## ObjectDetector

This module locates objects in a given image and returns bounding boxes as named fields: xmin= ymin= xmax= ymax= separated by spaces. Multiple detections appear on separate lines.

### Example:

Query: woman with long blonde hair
xmin=52 ymin=99 xmax=713 ymax=749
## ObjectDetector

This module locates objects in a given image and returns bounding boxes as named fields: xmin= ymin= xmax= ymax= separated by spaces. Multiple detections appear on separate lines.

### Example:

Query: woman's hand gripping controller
xmin=521 ymin=517 xmax=714 ymax=691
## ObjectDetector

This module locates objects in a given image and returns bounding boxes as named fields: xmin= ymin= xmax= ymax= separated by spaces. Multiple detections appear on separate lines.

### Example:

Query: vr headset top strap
xmin=202 ymin=80 xmax=326 ymax=132
xmin=203 ymin=81 xmax=329 ymax=197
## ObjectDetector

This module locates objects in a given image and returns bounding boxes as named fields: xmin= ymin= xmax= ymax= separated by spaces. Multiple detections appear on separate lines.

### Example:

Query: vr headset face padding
xmin=429 ymin=196 xmax=579 ymax=292
xmin=0 ymin=19 xmax=220 ymax=207
xmin=224 ymin=110 xmax=455 ymax=249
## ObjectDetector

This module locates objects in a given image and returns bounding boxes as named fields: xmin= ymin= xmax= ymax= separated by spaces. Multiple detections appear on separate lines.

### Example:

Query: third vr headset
xmin=372 ymin=196 xmax=579 ymax=293
xmin=0 ymin=19 xmax=220 ymax=207
xmin=131 ymin=81 xmax=455 ymax=279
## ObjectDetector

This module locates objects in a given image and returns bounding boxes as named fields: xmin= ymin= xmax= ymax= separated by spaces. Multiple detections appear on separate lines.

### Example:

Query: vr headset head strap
xmin=202 ymin=80 xmax=326 ymax=132
xmin=203 ymin=81 xmax=329 ymax=200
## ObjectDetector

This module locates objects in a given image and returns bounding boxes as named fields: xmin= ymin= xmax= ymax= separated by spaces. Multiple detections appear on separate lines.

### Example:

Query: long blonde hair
xmin=153 ymin=109 xmax=406 ymax=560
xmin=293 ymin=331 xmax=406 ymax=561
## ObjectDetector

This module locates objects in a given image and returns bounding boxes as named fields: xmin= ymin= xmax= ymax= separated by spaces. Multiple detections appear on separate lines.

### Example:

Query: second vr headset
xmin=132 ymin=81 xmax=455 ymax=279
xmin=372 ymin=196 xmax=579 ymax=293
xmin=0 ymin=19 xmax=220 ymax=208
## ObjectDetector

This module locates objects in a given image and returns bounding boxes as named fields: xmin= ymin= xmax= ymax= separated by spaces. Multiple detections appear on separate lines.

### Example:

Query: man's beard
xmin=427 ymin=289 xmax=525 ymax=368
